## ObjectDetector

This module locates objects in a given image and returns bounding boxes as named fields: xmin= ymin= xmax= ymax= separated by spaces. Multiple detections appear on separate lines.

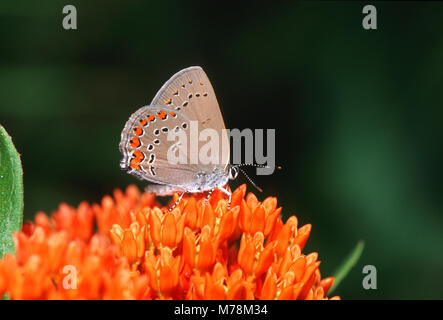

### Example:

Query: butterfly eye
xmin=229 ymin=167 xmax=239 ymax=180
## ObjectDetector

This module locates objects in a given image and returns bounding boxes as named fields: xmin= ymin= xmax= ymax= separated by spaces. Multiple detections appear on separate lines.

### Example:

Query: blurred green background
xmin=1 ymin=1 xmax=442 ymax=299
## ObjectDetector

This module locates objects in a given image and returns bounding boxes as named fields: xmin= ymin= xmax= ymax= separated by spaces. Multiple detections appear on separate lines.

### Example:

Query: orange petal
xmin=289 ymin=256 xmax=306 ymax=282
xmin=136 ymin=210 xmax=148 ymax=229
xmin=34 ymin=212 xmax=51 ymax=234
xmin=183 ymin=227 xmax=196 ymax=268
xmin=262 ymin=196 xmax=277 ymax=213
xmin=200 ymin=202 xmax=215 ymax=231
xmin=109 ymin=224 xmax=124 ymax=245
xmin=121 ymin=230 xmax=137 ymax=264
xmin=212 ymin=262 xmax=227 ymax=284
xmin=319 ymin=277 xmax=335 ymax=295
xmin=205 ymin=272 xmax=226 ymax=300
xmin=239 ymin=200 xmax=252 ymax=232
xmin=161 ymin=213 xmax=177 ymax=248
xmin=314 ymin=286 xmax=325 ymax=300
xmin=227 ymin=282 xmax=254 ymax=300
xmin=47 ymin=231 xmax=68 ymax=272
xmin=305 ymin=252 xmax=318 ymax=265
xmin=231 ymin=184 xmax=246 ymax=207
xmin=291 ymin=282 xmax=304 ymax=299
xmin=214 ymin=200 xmax=226 ymax=218
xmin=250 ymin=205 xmax=266 ymax=235
xmin=227 ymin=268 xmax=244 ymax=288
xmin=294 ymin=224 xmax=311 ymax=251
xmin=136 ymin=226 xmax=146 ymax=259
xmin=298 ymin=261 xmax=320 ymax=299
xmin=144 ymin=251 xmax=158 ymax=292
xmin=183 ymin=197 xmax=198 ymax=230
xmin=246 ymin=193 xmax=259 ymax=211
xmin=278 ymin=286 xmax=294 ymax=300
xmin=196 ymin=226 xmax=215 ymax=270
xmin=237 ymin=234 xmax=255 ymax=275
xmin=175 ymin=213 xmax=185 ymax=244
xmin=255 ymin=241 xmax=276 ymax=278
xmin=268 ymin=216 xmax=284 ymax=242
xmin=218 ymin=206 xmax=239 ymax=241
xmin=261 ymin=269 xmax=277 ymax=300
xmin=159 ymin=249 xmax=179 ymax=292
xmin=187 ymin=275 xmax=205 ymax=300
xmin=149 ymin=211 xmax=162 ymax=247
xmin=275 ymin=216 xmax=298 ymax=256
xmin=264 ymin=207 xmax=282 ymax=237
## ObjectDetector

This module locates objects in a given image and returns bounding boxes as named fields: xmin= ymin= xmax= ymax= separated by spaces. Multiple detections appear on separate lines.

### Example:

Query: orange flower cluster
xmin=0 ymin=185 xmax=339 ymax=300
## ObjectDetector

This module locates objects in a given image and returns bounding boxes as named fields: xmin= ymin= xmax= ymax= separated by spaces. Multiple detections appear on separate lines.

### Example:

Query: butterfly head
xmin=227 ymin=164 xmax=263 ymax=192
xmin=228 ymin=165 xmax=239 ymax=180
xmin=227 ymin=164 xmax=281 ymax=193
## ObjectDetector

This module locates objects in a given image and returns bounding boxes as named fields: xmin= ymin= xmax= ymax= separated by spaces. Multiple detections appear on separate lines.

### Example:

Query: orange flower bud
xmin=144 ymin=248 xmax=182 ymax=297
xmin=238 ymin=232 xmax=276 ymax=279
xmin=149 ymin=207 xmax=185 ymax=249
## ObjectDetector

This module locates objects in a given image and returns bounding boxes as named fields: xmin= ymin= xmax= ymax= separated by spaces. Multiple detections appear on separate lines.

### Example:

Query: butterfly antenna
xmin=234 ymin=163 xmax=282 ymax=193
xmin=237 ymin=163 xmax=282 ymax=170
xmin=238 ymin=167 xmax=263 ymax=193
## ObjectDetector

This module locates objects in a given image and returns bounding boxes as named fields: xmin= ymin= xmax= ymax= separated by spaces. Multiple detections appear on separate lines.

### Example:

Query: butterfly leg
xmin=218 ymin=187 xmax=232 ymax=210
xmin=204 ymin=188 xmax=216 ymax=207
xmin=145 ymin=184 xmax=186 ymax=211
xmin=169 ymin=191 xmax=185 ymax=212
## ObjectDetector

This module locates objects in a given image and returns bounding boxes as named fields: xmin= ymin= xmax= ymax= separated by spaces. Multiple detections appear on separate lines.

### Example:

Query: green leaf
xmin=329 ymin=240 xmax=365 ymax=295
xmin=0 ymin=125 xmax=23 ymax=258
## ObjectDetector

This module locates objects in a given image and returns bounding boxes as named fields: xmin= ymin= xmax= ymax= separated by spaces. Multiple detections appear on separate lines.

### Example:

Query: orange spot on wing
xmin=139 ymin=119 xmax=148 ymax=126
xmin=147 ymin=114 xmax=155 ymax=122
xmin=133 ymin=127 xmax=143 ymax=136
xmin=169 ymin=112 xmax=176 ymax=117
xmin=133 ymin=150 xmax=144 ymax=161
xmin=130 ymin=137 xmax=141 ymax=149
xmin=130 ymin=150 xmax=145 ymax=170
xmin=157 ymin=111 xmax=167 ymax=120
xmin=165 ymin=98 xmax=172 ymax=105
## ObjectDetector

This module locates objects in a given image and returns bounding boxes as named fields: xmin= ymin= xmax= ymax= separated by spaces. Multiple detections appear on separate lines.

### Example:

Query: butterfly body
xmin=142 ymin=167 xmax=231 ymax=196
xmin=192 ymin=167 xmax=230 ymax=192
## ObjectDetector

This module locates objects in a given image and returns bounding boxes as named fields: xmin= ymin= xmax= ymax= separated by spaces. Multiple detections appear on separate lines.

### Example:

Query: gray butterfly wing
xmin=119 ymin=105 xmax=198 ymax=186
xmin=151 ymin=66 xmax=230 ymax=172
xmin=120 ymin=66 xmax=230 ymax=191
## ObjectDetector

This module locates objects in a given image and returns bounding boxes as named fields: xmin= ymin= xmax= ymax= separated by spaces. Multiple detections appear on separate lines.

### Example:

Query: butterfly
xmin=119 ymin=66 xmax=240 ymax=208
